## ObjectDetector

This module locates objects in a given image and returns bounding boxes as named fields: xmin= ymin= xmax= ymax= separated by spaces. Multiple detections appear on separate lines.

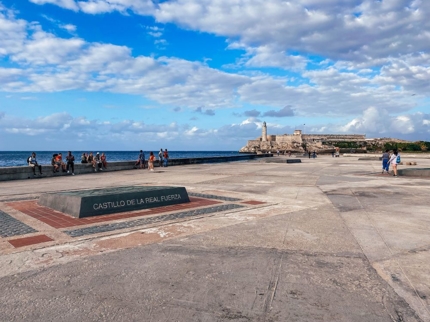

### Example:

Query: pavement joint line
xmin=64 ymin=204 xmax=246 ymax=237
xmin=0 ymin=196 xmax=39 ymax=202
xmin=188 ymin=192 xmax=242 ymax=201
xmin=349 ymin=189 xmax=430 ymax=318
xmin=0 ymin=210 xmax=38 ymax=238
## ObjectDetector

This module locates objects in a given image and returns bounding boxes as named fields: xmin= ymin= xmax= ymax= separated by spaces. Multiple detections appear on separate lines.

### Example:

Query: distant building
xmin=239 ymin=122 xmax=367 ymax=153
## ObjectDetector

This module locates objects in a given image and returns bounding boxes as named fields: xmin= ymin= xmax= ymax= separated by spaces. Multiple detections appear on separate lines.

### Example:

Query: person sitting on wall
xmin=94 ymin=152 xmax=102 ymax=170
xmin=66 ymin=151 xmax=75 ymax=175
xmin=100 ymin=152 xmax=107 ymax=169
xmin=55 ymin=153 xmax=67 ymax=172
xmin=28 ymin=152 xmax=42 ymax=176
xmin=51 ymin=154 xmax=59 ymax=173
xmin=81 ymin=153 xmax=88 ymax=163
xmin=88 ymin=152 xmax=97 ymax=171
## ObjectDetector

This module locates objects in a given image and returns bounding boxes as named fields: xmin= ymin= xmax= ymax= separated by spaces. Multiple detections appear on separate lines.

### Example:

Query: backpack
xmin=396 ymin=155 xmax=401 ymax=163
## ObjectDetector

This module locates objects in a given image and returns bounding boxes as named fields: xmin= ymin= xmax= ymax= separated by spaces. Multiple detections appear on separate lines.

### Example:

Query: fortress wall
xmin=247 ymin=140 xmax=261 ymax=146
xmin=303 ymin=134 xmax=366 ymax=141
xmin=267 ymin=135 xmax=277 ymax=141
xmin=275 ymin=135 xmax=302 ymax=144
xmin=260 ymin=142 xmax=274 ymax=150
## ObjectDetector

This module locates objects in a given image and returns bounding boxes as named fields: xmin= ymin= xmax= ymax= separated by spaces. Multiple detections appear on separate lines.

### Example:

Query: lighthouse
xmin=262 ymin=121 xmax=267 ymax=142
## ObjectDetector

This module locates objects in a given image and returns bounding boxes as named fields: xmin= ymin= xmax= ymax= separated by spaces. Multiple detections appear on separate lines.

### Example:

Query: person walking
xmin=389 ymin=150 xmax=400 ymax=177
xmin=148 ymin=152 xmax=155 ymax=172
xmin=163 ymin=149 xmax=169 ymax=167
xmin=381 ymin=149 xmax=390 ymax=174
xmin=66 ymin=151 xmax=75 ymax=175
xmin=134 ymin=150 xmax=145 ymax=169
xmin=158 ymin=149 xmax=163 ymax=167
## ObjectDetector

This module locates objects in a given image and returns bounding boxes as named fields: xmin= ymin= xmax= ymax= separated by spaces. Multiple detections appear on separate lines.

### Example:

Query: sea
xmin=0 ymin=151 xmax=243 ymax=167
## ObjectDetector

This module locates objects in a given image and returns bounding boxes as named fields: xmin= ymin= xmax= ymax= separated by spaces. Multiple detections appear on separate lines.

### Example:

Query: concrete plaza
xmin=0 ymin=155 xmax=429 ymax=321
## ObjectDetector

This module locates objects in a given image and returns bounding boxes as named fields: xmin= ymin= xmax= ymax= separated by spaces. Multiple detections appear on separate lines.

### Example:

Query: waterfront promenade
xmin=0 ymin=155 xmax=429 ymax=321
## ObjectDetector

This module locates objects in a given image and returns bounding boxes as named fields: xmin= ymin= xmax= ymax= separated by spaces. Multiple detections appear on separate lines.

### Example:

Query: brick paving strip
xmin=241 ymin=200 xmax=267 ymax=205
xmin=0 ymin=210 xmax=38 ymax=237
xmin=8 ymin=235 xmax=53 ymax=248
xmin=64 ymin=203 xmax=245 ymax=237
xmin=6 ymin=197 xmax=222 ymax=229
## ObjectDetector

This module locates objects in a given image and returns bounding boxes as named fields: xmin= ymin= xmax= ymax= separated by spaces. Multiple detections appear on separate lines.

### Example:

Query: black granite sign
xmin=286 ymin=159 xmax=301 ymax=163
xmin=38 ymin=186 xmax=190 ymax=218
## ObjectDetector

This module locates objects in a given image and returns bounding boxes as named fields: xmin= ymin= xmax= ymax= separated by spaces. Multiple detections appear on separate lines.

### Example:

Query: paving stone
xmin=0 ymin=210 xmax=37 ymax=238
xmin=64 ymin=204 xmax=245 ymax=237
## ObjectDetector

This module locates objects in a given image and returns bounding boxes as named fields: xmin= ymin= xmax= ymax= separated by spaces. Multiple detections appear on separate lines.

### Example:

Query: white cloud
xmin=8 ymin=28 xmax=85 ymax=65
xmin=0 ymin=68 xmax=23 ymax=83
xmin=152 ymin=0 xmax=430 ymax=65
xmin=29 ymin=0 xmax=430 ymax=65
xmin=338 ymin=107 xmax=430 ymax=138
xmin=60 ymin=23 xmax=77 ymax=32
xmin=0 ymin=0 xmax=430 ymax=145
xmin=78 ymin=0 xmax=155 ymax=14
xmin=30 ymin=0 xmax=79 ymax=11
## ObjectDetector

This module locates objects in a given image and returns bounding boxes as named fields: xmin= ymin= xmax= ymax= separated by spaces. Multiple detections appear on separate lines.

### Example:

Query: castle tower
xmin=262 ymin=121 xmax=267 ymax=142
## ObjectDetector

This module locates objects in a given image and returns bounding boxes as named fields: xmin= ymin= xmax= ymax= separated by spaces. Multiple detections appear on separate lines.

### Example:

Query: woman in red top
xmin=148 ymin=152 xmax=155 ymax=172
xmin=55 ymin=153 xmax=66 ymax=172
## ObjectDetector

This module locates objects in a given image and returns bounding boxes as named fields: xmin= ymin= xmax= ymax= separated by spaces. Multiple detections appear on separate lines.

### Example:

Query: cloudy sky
xmin=0 ymin=0 xmax=429 ymax=151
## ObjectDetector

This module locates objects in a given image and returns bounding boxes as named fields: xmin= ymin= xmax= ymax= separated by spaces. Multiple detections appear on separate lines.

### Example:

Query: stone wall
xmin=0 ymin=154 xmax=273 ymax=181
xmin=246 ymin=140 xmax=262 ymax=146
xmin=275 ymin=135 xmax=303 ymax=144
xmin=303 ymin=134 xmax=366 ymax=141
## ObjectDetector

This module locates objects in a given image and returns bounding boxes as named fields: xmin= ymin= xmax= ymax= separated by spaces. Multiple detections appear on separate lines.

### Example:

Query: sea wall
xmin=0 ymin=154 xmax=273 ymax=182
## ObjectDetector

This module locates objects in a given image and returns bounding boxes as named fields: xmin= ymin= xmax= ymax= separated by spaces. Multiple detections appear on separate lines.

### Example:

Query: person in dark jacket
xmin=66 ymin=151 xmax=75 ymax=175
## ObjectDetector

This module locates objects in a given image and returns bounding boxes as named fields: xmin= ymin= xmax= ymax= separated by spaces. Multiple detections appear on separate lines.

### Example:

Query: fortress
xmin=239 ymin=122 xmax=367 ymax=153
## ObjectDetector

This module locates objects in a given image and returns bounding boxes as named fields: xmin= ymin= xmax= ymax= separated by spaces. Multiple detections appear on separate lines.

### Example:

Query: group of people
xmin=51 ymin=151 xmax=77 ymax=174
xmin=134 ymin=149 xmax=169 ymax=171
xmin=28 ymin=152 xmax=78 ymax=176
xmin=27 ymin=151 xmax=108 ymax=176
xmin=308 ymin=151 xmax=318 ymax=158
xmin=81 ymin=152 xmax=107 ymax=172
xmin=382 ymin=149 xmax=401 ymax=177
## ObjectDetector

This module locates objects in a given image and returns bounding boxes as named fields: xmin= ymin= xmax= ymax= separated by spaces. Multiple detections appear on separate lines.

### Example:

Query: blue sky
xmin=0 ymin=0 xmax=429 ymax=151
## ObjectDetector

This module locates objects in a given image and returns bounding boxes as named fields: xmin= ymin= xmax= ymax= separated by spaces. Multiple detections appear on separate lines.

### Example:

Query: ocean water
xmin=0 ymin=151 xmax=242 ymax=167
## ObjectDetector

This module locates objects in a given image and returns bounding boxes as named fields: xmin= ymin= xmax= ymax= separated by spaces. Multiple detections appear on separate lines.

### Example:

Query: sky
xmin=0 ymin=0 xmax=429 ymax=151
